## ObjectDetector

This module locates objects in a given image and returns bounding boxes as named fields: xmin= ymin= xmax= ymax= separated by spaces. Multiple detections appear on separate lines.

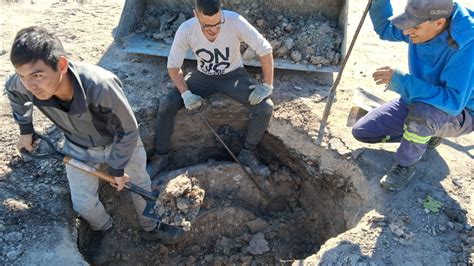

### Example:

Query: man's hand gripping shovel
xmin=20 ymin=134 xmax=186 ymax=238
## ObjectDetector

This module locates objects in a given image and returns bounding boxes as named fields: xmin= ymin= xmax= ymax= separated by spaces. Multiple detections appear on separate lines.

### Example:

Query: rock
xmin=172 ymin=13 xmax=187 ymax=31
xmin=218 ymin=237 xmax=234 ymax=256
xmin=290 ymin=51 xmax=302 ymax=62
xmin=242 ymin=47 xmax=257 ymax=61
xmin=332 ymin=52 xmax=341 ymax=65
xmin=284 ymin=38 xmax=294 ymax=50
xmin=0 ymin=49 xmax=7 ymax=56
xmin=448 ymin=222 xmax=455 ymax=229
xmin=310 ymin=56 xmax=330 ymax=65
xmin=284 ymin=23 xmax=294 ymax=33
xmin=245 ymin=233 xmax=270 ymax=255
xmin=269 ymin=40 xmax=282 ymax=50
xmin=155 ymin=174 xmax=205 ymax=230
xmin=163 ymin=174 xmax=192 ymax=197
xmin=152 ymin=30 xmax=173 ymax=40
xmin=181 ymin=221 xmax=191 ymax=231
xmin=6 ymin=249 xmax=22 ymax=259
xmin=158 ymin=244 xmax=169 ymax=258
xmin=293 ymin=86 xmax=303 ymax=91
xmin=163 ymin=37 xmax=174 ymax=45
xmin=159 ymin=13 xmax=177 ymax=32
xmin=176 ymin=198 xmax=190 ymax=212
xmin=274 ymin=46 xmax=289 ymax=58
xmin=256 ymin=19 xmax=265 ymax=28
xmin=246 ymin=218 xmax=269 ymax=234
xmin=4 ymin=232 xmax=23 ymax=242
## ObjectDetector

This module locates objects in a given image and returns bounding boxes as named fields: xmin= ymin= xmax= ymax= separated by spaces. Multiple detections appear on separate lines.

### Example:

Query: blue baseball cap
xmin=389 ymin=0 xmax=454 ymax=30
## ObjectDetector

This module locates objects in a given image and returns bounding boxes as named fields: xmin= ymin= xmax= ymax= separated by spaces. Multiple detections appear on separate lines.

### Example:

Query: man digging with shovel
xmin=352 ymin=0 xmax=473 ymax=191
xmin=5 ymin=26 xmax=183 ymax=264
xmin=147 ymin=0 xmax=275 ymax=179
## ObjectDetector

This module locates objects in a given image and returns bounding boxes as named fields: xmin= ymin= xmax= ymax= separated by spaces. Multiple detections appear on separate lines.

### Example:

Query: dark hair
xmin=194 ymin=0 xmax=221 ymax=16
xmin=10 ymin=26 xmax=66 ymax=71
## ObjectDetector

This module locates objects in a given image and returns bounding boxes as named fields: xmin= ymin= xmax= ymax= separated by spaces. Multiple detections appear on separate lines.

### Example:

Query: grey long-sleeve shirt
xmin=5 ymin=61 xmax=139 ymax=176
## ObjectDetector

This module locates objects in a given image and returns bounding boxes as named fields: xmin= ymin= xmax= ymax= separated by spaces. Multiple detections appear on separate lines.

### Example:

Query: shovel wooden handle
xmin=63 ymin=156 xmax=117 ymax=184
xmin=63 ymin=155 xmax=158 ymax=201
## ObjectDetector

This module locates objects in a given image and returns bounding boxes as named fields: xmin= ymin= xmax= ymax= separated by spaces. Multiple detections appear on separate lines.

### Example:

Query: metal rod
xmin=197 ymin=112 xmax=272 ymax=202
xmin=315 ymin=0 xmax=373 ymax=145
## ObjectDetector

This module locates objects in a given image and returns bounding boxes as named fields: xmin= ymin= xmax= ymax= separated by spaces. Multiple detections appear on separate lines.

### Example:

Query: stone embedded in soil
xmin=155 ymin=173 xmax=205 ymax=231
xmin=137 ymin=4 xmax=343 ymax=66
xmin=246 ymin=218 xmax=269 ymax=234
xmin=245 ymin=232 xmax=270 ymax=255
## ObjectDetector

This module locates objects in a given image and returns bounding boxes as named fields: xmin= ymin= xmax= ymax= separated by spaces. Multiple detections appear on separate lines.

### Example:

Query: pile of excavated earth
xmin=155 ymin=173 xmax=205 ymax=231
xmin=137 ymin=2 xmax=342 ymax=66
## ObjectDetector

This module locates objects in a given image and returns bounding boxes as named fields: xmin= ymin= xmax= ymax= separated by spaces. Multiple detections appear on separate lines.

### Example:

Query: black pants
xmin=153 ymin=67 xmax=274 ymax=155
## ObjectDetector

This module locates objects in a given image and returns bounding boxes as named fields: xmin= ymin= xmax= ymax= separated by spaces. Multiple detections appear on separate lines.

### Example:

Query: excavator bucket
xmin=115 ymin=0 xmax=348 ymax=73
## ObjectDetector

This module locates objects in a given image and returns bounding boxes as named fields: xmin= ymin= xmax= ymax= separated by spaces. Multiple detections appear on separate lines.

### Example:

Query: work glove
xmin=181 ymin=90 xmax=203 ymax=111
xmin=248 ymin=83 xmax=273 ymax=105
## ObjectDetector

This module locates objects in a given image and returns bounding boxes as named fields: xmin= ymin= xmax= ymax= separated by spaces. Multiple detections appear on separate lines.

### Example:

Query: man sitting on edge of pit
xmin=147 ymin=0 xmax=275 ymax=179
xmin=352 ymin=0 xmax=473 ymax=191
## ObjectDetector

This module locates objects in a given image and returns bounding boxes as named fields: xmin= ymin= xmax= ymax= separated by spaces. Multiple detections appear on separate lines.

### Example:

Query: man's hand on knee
xmin=248 ymin=83 xmax=273 ymax=105
xmin=181 ymin=90 xmax=203 ymax=111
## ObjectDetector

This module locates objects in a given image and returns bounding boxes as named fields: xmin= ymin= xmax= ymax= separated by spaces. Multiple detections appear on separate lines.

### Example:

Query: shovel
xmin=20 ymin=133 xmax=186 ymax=238
xmin=347 ymin=87 xmax=387 ymax=127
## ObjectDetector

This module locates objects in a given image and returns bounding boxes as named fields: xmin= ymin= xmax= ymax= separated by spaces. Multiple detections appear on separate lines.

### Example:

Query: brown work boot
xmin=380 ymin=163 xmax=417 ymax=192
xmin=427 ymin=136 xmax=443 ymax=149
xmin=146 ymin=154 xmax=168 ymax=179
xmin=237 ymin=148 xmax=271 ymax=177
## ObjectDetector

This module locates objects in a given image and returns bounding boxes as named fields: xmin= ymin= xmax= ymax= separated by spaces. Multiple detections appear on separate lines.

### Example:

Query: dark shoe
xmin=237 ymin=148 xmax=271 ymax=177
xmin=380 ymin=164 xmax=417 ymax=192
xmin=427 ymin=136 xmax=443 ymax=149
xmin=140 ymin=222 xmax=186 ymax=244
xmin=146 ymin=154 xmax=169 ymax=179
xmin=87 ymin=227 xmax=112 ymax=265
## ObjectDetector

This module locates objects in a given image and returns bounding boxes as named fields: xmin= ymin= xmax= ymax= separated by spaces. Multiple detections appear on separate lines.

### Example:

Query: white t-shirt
xmin=167 ymin=10 xmax=272 ymax=76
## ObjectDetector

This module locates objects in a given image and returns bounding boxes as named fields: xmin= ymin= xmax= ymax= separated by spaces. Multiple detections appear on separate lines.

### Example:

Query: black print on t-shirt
xmin=196 ymin=47 xmax=231 ymax=75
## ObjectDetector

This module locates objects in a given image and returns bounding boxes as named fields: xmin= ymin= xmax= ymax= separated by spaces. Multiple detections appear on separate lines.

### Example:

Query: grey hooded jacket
xmin=5 ymin=61 xmax=139 ymax=176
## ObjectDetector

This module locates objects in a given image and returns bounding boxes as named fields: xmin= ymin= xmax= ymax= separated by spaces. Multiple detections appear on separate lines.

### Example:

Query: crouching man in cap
xmin=352 ymin=0 xmax=473 ymax=191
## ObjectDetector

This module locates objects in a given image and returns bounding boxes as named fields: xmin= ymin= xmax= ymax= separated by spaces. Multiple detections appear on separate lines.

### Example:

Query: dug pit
xmin=76 ymin=129 xmax=359 ymax=264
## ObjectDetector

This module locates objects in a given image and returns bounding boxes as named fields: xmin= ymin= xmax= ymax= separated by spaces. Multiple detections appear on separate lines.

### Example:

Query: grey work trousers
xmin=353 ymin=99 xmax=473 ymax=166
xmin=153 ymin=67 xmax=274 ymax=155
xmin=63 ymin=139 xmax=156 ymax=231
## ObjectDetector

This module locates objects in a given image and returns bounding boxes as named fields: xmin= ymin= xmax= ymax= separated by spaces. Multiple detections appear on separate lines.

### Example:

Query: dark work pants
xmin=153 ymin=67 xmax=274 ymax=155
xmin=352 ymin=98 xmax=473 ymax=166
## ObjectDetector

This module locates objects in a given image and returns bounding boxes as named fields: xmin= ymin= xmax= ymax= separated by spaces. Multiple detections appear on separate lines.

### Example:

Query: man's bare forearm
xmin=259 ymin=53 xmax=274 ymax=86
xmin=168 ymin=68 xmax=188 ymax=94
